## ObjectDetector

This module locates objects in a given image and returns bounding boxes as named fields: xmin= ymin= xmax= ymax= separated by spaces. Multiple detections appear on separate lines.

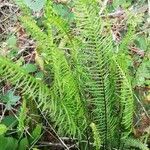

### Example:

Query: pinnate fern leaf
xmin=0 ymin=56 xmax=50 ymax=108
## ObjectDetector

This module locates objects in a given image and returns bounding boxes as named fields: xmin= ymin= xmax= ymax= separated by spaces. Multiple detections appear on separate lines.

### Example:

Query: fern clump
xmin=0 ymin=0 xmax=148 ymax=149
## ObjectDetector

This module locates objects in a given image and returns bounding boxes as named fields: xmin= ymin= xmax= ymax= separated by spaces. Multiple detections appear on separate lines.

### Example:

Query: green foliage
xmin=112 ymin=0 xmax=132 ymax=8
xmin=119 ymin=25 xmax=135 ymax=53
xmin=6 ymin=35 xmax=17 ymax=49
xmin=23 ymin=63 xmax=38 ymax=73
xmin=135 ymin=58 xmax=150 ymax=86
xmin=53 ymin=3 xmax=74 ymax=22
xmin=1 ymin=34 xmax=18 ymax=59
xmin=0 ymin=129 xmax=40 ymax=150
xmin=0 ymin=56 xmax=50 ymax=106
xmin=30 ymin=124 xmax=42 ymax=141
xmin=1 ymin=116 xmax=17 ymax=128
xmin=35 ymin=72 xmax=44 ymax=80
xmin=17 ymin=1 xmax=87 ymax=138
xmin=18 ymin=137 xmax=29 ymax=150
xmin=23 ymin=0 xmax=46 ymax=12
xmin=74 ymin=1 xmax=116 ymax=145
xmin=0 ymin=0 xmax=149 ymax=149
xmin=0 ymin=124 xmax=7 ymax=135
xmin=1 ymin=90 xmax=20 ymax=110
xmin=18 ymin=98 xmax=27 ymax=134
xmin=124 ymin=138 xmax=149 ymax=150
xmin=135 ymin=36 xmax=148 ymax=51
xmin=0 ymin=136 xmax=18 ymax=150
xmin=27 ymin=124 xmax=42 ymax=148
xmin=90 ymin=123 xmax=101 ymax=150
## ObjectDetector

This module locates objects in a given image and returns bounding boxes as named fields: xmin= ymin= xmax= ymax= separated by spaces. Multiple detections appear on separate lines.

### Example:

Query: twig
xmin=100 ymin=5 xmax=148 ymax=18
xmin=0 ymin=8 xmax=19 ymax=23
xmin=99 ymin=0 xmax=109 ymax=15
xmin=29 ymin=132 xmax=44 ymax=150
xmin=148 ymin=0 xmax=150 ymax=15
xmin=39 ymin=142 xmax=76 ymax=148
xmin=60 ymin=137 xmax=77 ymax=141
xmin=129 ymin=46 xmax=145 ymax=57
xmin=134 ymin=94 xmax=150 ymax=119
xmin=135 ymin=86 xmax=150 ymax=91
xmin=0 ymin=3 xmax=17 ymax=9
xmin=34 ymin=101 xmax=70 ymax=150
xmin=0 ymin=107 xmax=6 ymax=122
xmin=101 ymin=8 xmax=125 ymax=18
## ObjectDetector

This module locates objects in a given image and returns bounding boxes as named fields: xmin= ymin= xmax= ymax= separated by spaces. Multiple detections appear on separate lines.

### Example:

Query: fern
xmin=74 ymin=0 xmax=118 ymax=147
xmin=123 ymin=138 xmax=149 ymax=150
xmin=0 ymin=56 xmax=50 ymax=106
xmin=0 ymin=0 xmax=138 ymax=149
xmin=49 ymin=48 xmax=87 ymax=137
xmin=90 ymin=123 xmax=101 ymax=150
xmin=0 ymin=54 xmax=86 ymax=138
xmin=18 ymin=96 xmax=27 ymax=134
xmin=112 ymin=60 xmax=134 ymax=149
xmin=117 ymin=64 xmax=134 ymax=138
xmin=74 ymin=0 xmax=134 ymax=148
xmin=14 ymin=1 xmax=87 ymax=138
xmin=119 ymin=25 xmax=135 ymax=53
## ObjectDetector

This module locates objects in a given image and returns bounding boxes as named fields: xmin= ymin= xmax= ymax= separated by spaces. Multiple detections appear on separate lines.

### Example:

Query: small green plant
xmin=1 ymin=90 xmax=20 ymax=110
xmin=0 ymin=124 xmax=41 ymax=150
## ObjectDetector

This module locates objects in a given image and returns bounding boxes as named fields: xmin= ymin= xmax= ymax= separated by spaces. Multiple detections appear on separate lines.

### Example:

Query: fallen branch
xmin=100 ymin=5 xmax=148 ymax=18
xmin=38 ymin=142 xmax=77 ymax=149
xmin=0 ymin=3 xmax=17 ymax=8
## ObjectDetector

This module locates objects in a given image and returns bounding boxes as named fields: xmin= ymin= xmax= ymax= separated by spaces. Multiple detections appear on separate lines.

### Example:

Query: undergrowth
xmin=0 ymin=0 xmax=149 ymax=149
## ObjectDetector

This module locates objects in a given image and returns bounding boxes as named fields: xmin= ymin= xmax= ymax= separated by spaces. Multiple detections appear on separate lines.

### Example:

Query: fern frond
xmin=50 ymin=49 xmax=87 ymax=137
xmin=0 ymin=56 xmax=50 ymax=107
xmin=74 ymin=0 xmax=117 ymax=147
xmin=19 ymin=16 xmax=51 ymax=51
xmin=17 ymin=2 xmax=87 ymax=137
xmin=0 ymin=55 xmax=86 ymax=138
xmin=44 ymin=0 xmax=80 ymax=65
xmin=113 ymin=59 xmax=134 ymax=143
xmin=17 ymin=96 xmax=27 ymax=133
xmin=90 ymin=123 xmax=101 ymax=150
xmin=14 ymin=0 xmax=31 ymax=15
xmin=119 ymin=25 xmax=135 ymax=53
xmin=44 ymin=1 xmax=70 ymax=36
xmin=123 ymin=138 xmax=149 ymax=150
xmin=13 ymin=0 xmax=136 ymax=148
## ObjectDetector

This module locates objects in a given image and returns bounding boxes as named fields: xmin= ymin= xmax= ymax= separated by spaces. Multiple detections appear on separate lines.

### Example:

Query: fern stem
xmin=102 ymin=77 xmax=108 ymax=149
